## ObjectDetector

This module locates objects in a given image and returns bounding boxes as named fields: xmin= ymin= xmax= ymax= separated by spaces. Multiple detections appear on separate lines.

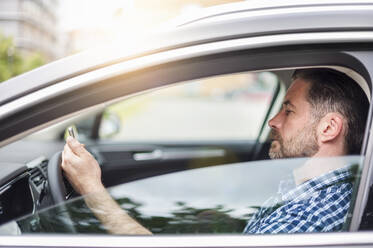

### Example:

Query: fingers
xmin=61 ymin=137 xmax=103 ymax=195
xmin=61 ymin=143 xmax=78 ymax=170
xmin=63 ymin=143 xmax=78 ymax=161
xmin=66 ymin=136 xmax=87 ymax=157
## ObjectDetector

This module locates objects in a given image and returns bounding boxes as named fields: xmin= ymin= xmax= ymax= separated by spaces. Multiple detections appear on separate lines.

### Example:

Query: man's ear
xmin=316 ymin=112 xmax=345 ymax=144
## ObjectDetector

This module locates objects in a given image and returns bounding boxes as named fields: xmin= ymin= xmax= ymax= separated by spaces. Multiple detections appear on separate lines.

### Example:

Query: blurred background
xmin=0 ymin=0 xmax=243 ymax=82
xmin=0 ymin=0 xmax=278 ymax=144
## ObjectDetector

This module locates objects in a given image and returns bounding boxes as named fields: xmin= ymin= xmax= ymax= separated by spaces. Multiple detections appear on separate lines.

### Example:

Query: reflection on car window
xmin=99 ymin=72 xmax=279 ymax=141
xmin=13 ymin=156 xmax=362 ymax=235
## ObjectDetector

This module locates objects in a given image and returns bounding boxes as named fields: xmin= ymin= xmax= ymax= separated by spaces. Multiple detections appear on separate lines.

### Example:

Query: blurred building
xmin=65 ymin=0 xmax=243 ymax=54
xmin=0 ymin=0 xmax=64 ymax=61
xmin=134 ymin=0 xmax=244 ymax=29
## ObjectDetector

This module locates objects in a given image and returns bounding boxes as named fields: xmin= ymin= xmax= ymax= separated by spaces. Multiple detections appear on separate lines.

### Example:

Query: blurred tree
xmin=0 ymin=33 xmax=45 ymax=82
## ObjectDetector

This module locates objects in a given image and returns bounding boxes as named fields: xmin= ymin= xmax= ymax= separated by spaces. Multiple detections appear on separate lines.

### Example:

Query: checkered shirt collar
xmin=281 ymin=164 xmax=356 ymax=202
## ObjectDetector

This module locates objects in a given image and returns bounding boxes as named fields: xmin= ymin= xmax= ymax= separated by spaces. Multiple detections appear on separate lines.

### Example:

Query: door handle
xmin=133 ymin=149 xmax=225 ymax=161
xmin=133 ymin=149 xmax=163 ymax=161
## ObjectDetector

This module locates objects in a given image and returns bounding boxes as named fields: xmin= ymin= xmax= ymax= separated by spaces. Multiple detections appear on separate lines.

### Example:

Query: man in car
xmin=61 ymin=68 xmax=369 ymax=234
xmin=243 ymin=68 xmax=368 ymax=233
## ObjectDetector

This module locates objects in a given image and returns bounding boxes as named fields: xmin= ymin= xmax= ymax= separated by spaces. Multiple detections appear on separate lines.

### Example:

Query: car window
xmin=98 ymin=72 xmax=279 ymax=141
xmin=0 ymin=67 xmax=367 ymax=237
xmin=10 ymin=156 xmax=363 ymax=235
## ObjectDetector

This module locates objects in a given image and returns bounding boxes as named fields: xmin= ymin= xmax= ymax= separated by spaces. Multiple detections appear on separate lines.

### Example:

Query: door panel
xmin=87 ymin=141 xmax=271 ymax=187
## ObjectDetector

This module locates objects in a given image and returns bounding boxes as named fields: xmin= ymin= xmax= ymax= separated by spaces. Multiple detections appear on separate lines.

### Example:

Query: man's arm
xmin=61 ymin=136 xmax=152 ymax=235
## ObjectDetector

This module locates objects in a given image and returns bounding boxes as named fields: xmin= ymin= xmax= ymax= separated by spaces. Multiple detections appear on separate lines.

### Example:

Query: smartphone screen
xmin=65 ymin=125 xmax=79 ymax=141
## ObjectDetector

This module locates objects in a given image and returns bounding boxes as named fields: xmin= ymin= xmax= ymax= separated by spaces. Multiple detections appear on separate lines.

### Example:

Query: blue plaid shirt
xmin=243 ymin=165 xmax=355 ymax=234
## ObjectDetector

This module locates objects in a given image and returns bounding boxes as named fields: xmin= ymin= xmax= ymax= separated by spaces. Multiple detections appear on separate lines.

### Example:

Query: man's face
xmin=268 ymin=79 xmax=319 ymax=159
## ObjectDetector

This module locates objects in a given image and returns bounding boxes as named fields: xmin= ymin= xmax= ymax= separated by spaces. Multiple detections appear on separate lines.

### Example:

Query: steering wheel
xmin=43 ymin=151 xmax=78 ymax=233
xmin=47 ymin=151 xmax=74 ymax=204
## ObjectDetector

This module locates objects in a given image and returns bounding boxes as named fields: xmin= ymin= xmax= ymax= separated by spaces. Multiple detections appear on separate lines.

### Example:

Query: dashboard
xmin=0 ymin=157 xmax=52 ymax=226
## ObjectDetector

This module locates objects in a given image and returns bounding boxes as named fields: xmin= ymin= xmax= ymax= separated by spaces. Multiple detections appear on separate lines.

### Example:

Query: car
xmin=1 ymin=0 xmax=373 ymax=247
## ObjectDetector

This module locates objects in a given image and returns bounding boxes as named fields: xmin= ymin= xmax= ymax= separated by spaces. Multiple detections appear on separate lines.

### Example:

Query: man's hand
xmin=61 ymin=136 xmax=152 ymax=235
xmin=61 ymin=136 xmax=104 ymax=195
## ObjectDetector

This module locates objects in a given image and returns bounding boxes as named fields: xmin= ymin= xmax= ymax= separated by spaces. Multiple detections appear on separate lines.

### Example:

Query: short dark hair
xmin=292 ymin=68 xmax=369 ymax=155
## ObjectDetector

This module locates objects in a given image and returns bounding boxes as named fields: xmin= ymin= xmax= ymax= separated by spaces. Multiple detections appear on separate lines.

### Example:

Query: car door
xmin=2 ymin=14 xmax=373 ymax=248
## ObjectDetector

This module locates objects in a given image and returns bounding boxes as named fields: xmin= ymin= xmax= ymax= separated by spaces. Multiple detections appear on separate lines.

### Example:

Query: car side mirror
xmin=99 ymin=112 xmax=121 ymax=138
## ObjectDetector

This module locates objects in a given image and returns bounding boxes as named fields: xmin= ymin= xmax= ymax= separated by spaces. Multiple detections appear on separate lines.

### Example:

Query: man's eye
xmin=285 ymin=110 xmax=292 ymax=115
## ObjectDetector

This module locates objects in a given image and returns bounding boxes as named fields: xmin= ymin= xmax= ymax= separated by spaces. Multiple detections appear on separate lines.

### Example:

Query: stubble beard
xmin=268 ymin=123 xmax=319 ymax=159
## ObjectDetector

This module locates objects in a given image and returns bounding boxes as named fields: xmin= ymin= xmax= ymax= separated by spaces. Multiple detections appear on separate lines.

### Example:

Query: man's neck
xmin=293 ymin=156 xmax=349 ymax=186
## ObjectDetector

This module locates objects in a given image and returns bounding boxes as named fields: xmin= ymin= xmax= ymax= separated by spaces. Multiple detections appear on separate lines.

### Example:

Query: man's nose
xmin=268 ymin=112 xmax=282 ymax=129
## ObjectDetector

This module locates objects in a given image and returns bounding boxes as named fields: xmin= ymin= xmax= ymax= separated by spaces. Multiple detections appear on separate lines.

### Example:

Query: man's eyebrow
xmin=283 ymin=100 xmax=296 ymax=109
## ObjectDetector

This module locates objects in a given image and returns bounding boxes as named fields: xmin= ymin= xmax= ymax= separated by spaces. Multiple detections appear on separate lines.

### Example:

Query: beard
xmin=268 ymin=123 xmax=319 ymax=159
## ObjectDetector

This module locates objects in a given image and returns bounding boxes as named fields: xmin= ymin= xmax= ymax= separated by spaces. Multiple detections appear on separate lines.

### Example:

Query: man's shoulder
xmin=260 ymin=172 xmax=354 ymax=233
xmin=281 ymin=168 xmax=354 ymax=216
xmin=283 ymin=180 xmax=353 ymax=211
xmin=275 ymin=179 xmax=353 ymax=231
xmin=244 ymin=164 xmax=357 ymax=234
xmin=283 ymin=164 xmax=355 ymax=202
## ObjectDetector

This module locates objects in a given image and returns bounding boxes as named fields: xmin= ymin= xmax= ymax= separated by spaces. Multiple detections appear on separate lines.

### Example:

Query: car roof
xmin=175 ymin=0 xmax=373 ymax=27
xmin=1 ymin=0 xmax=373 ymax=105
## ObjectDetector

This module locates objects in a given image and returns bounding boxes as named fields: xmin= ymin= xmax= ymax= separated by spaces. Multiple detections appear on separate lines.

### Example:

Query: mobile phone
xmin=65 ymin=125 xmax=79 ymax=140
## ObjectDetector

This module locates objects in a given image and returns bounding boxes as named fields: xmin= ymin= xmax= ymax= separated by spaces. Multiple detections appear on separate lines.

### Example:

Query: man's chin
xmin=268 ymin=141 xmax=283 ymax=159
xmin=269 ymin=150 xmax=283 ymax=159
